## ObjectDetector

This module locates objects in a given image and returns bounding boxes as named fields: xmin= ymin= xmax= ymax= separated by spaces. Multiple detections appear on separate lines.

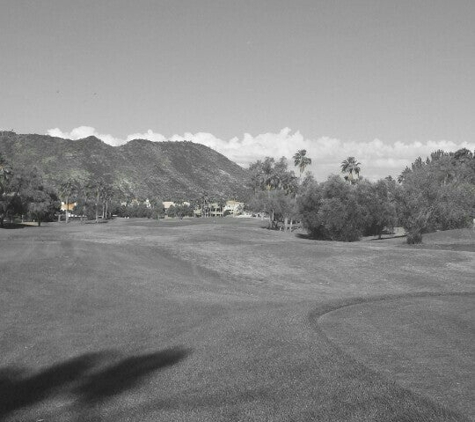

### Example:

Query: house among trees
xmin=60 ymin=201 xmax=76 ymax=216
xmin=223 ymin=200 xmax=244 ymax=216
xmin=162 ymin=201 xmax=176 ymax=211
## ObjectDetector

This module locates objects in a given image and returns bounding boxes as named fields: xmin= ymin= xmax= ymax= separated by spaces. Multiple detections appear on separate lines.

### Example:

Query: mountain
xmin=0 ymin=132 xmax=250 ymax=201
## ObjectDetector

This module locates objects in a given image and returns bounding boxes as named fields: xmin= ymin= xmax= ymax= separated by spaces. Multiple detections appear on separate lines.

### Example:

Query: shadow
xmin=0 ymin=223 xmax=27 ymax=229
xmin=75 ymin=347 xmax=191 ymax=404
xmin=0 ymin=352 xmax=106 ymax=416
xmin=368 ymin=234 xmax=407 ymax=241
xmin=0 ymin=347 xmax=191 ymax=418
xmin=295 ymin=232 xmax=312 ymax=240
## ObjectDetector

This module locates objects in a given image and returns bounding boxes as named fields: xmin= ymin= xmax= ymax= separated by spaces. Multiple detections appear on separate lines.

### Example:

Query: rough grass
xmin=0 ymin=218 xmax=473 ymax=421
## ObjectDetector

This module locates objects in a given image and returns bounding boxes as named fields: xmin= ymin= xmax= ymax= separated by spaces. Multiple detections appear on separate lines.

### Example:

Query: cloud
xmin=125 ymin=129 xmax=166 ymax=143
xmin=46 ymin=126 xmax=475 ymax=181
xmin=47 ymin=126 xmax=126 ymax=146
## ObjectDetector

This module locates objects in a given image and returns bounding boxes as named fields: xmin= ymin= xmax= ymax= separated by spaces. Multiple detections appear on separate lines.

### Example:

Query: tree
xmin=216 ymin=198 xmax=227 ymax=217
xmin=83 ymin=177 xmax=112 ymax=223
xmin=200 ymin=192 xmax=209 ymax=217
xmin=396 ymin=148 xmax=475 ymax=243
xmin=21 ymin=168 xmax=60 ymax=226
xmin=59 ymin=179 xmax=79 ymax=223
xmin=341 ymin=157 xmax=361 ymax=184
xmin=1 ymin=160 xmax=59 ymax=227
xmin=99 ymin=184 xmax=115 ymax=219
xmin=356 ymin=179 xmax=397 ymax=239
xmin=0 ymin=155 xmax=24 ymax=227
xmin=247 ymin=157 xmax=298 ymax=230
xmin=167 ymin=201 xmax=193 ymax=219
xmin=148 ymin=197 xmax=165 ymax=219
xmin=293 ymin=150 xmax=312 ymax=178
xmin=297 ymin=175 xmax=367 ymax=241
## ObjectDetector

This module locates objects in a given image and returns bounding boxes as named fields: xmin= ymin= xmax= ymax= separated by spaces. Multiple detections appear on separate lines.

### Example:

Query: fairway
xmin=318 ymin=295 xmax=475 ymax=419
xmin=1 ymin=218 xmax=474 ymax=421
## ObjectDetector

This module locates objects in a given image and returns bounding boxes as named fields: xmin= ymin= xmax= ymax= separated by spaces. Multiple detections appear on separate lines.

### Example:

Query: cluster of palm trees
xmin=59 ymin=176 xmax=115 ymax=223
xmin=293 ymin=149 xmax=361 ymax=183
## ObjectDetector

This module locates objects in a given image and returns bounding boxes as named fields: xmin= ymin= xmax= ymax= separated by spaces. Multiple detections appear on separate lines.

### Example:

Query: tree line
xmin=0 ymin=152 xmax=239 ymax=226
xmin=2 ymin=148 xmax=473 ymax=240
xmin=0 ymin=153 xmax=164 ymax=226
xmin=246 ymin=148 xmax=475 ymax=243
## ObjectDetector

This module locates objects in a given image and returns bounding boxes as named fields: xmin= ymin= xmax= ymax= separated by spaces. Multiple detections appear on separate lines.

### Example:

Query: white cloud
xmin=125 ymin=129 xmax=167 ymax=143
xmin=46 ymin=126 xmax=475 ymax=181
xmin=47 ymin=126 xmax=126 ymax=146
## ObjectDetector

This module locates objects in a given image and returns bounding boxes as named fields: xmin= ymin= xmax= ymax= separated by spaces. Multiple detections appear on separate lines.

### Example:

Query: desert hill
xmin=0 ymin=131 xmax=250 ymax=201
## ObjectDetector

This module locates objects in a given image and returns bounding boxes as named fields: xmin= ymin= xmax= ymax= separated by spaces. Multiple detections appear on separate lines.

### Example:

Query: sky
xmin=1 ymin=0 xmax=474 ymax=180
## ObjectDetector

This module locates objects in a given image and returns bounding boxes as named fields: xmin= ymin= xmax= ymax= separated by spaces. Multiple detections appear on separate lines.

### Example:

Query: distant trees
xmin=247 ymin=157 xmax=299 ymax=230
xmin=296 ymin=148 xmax=475 ymax=243
xmin=0 ymin=155 xmax=59 ymax=227
xmin=0 ymin=154 xmax=24 ymax=227
xmin=21 ymin=168 xmax=60 ymax=226
xmin=167 ymin=202 xmax=193 ymax=219
xmin=68 ymin=176 xmax=116 ymax=222
xmin=148 ymin=198 xmax=165 ymax=219
xmin=2 ymin=143 xmax=472 ymax=244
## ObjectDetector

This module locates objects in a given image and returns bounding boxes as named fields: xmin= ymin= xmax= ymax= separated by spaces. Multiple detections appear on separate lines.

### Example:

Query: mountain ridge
xmin=0 ymin=132 xmax=250 ymax=201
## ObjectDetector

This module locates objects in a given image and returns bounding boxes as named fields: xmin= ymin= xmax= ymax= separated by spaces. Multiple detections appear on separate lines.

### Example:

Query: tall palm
xmin=85 ymin=178 xmax=107 ymax=223
xmin=341 ymin=157 xmax=361 ymax=184
xmin=59 ymin=179 xmax=78 ymax=223
xmin=293 ymin=150 xmax=312 ymax=178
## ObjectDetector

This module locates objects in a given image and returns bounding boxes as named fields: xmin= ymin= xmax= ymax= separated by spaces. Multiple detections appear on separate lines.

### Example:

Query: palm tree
xmin=85 ymin=178 xmax=108 ymax=223
xmin=341 ymin=157 xmax=361 ymax=184
xmin=293 ymin=150 xmax=312 ymax=178
xmin=59 ymin=179 xmax=78 ymax=223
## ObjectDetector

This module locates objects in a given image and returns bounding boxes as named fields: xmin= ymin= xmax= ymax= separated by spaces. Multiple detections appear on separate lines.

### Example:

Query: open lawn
xmin=1 ymin=218 xmax=474 ymax=421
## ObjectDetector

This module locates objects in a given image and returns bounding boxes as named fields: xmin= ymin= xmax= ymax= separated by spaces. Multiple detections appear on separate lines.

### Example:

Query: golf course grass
xmin=1 ymin=218 xmax=473 ymax=421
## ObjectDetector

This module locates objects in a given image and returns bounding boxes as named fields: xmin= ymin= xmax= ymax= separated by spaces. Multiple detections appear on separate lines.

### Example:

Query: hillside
xmin=0 ymin=132 xmax=250 ymax=200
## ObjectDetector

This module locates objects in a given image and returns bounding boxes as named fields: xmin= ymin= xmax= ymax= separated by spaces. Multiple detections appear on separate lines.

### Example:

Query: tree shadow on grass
xmin=0 ymin=346 xmax=191 ymax=419
xmin=295 ymin=232 xmax=312 ymax=240
xmin=0 ymin=352 xmax=105 ymax=416
xmin=75 ymin=347 xmax=191 ymax=404
xmin=0 ymin=223 xmax=28 ymax=229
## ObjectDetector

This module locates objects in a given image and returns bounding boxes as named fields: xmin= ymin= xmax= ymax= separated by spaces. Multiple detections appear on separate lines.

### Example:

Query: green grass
xmin=0 ymin=218 xmax=474 ymax=421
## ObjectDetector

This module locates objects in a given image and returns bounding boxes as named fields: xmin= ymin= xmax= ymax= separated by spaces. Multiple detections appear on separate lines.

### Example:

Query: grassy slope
xmin=0 ymin=219 xmax=473 ymax=421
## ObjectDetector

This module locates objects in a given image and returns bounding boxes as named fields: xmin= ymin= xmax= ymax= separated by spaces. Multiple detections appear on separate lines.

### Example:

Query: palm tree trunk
xmin=95 ymin=192 xmax=100 ymax=223
xmin=65 ymin=196 xmax=69 ymax=223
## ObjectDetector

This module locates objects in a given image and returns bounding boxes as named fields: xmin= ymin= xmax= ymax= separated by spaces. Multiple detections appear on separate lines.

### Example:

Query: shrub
xmin=298 ymin=176 xmax=366 ymax=241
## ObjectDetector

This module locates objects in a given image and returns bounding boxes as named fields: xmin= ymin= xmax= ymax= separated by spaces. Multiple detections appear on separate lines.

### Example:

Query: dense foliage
xmin=396 ymin=148 xmax=475 ymax=243
xmin=247 ymin=157 xmax=299 ymax=230
xmin=296 ymin=148 xmax=474 ymax=243
xmin=0 ymin=154 xmax=60 ymax=226
xmin=247 ymin=154 xmax=400 ymax=240
xmin=166 ymin=202 xmax=194 ymax=219
xmin=297 ymin=176 xmax=397 ymax=241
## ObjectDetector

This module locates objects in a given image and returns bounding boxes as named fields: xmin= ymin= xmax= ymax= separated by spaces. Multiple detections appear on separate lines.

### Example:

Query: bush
xmin=298 ymin=176 xmax=366 ymax=241
xmin=406 ymin=231 xmax=423 ymax=244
